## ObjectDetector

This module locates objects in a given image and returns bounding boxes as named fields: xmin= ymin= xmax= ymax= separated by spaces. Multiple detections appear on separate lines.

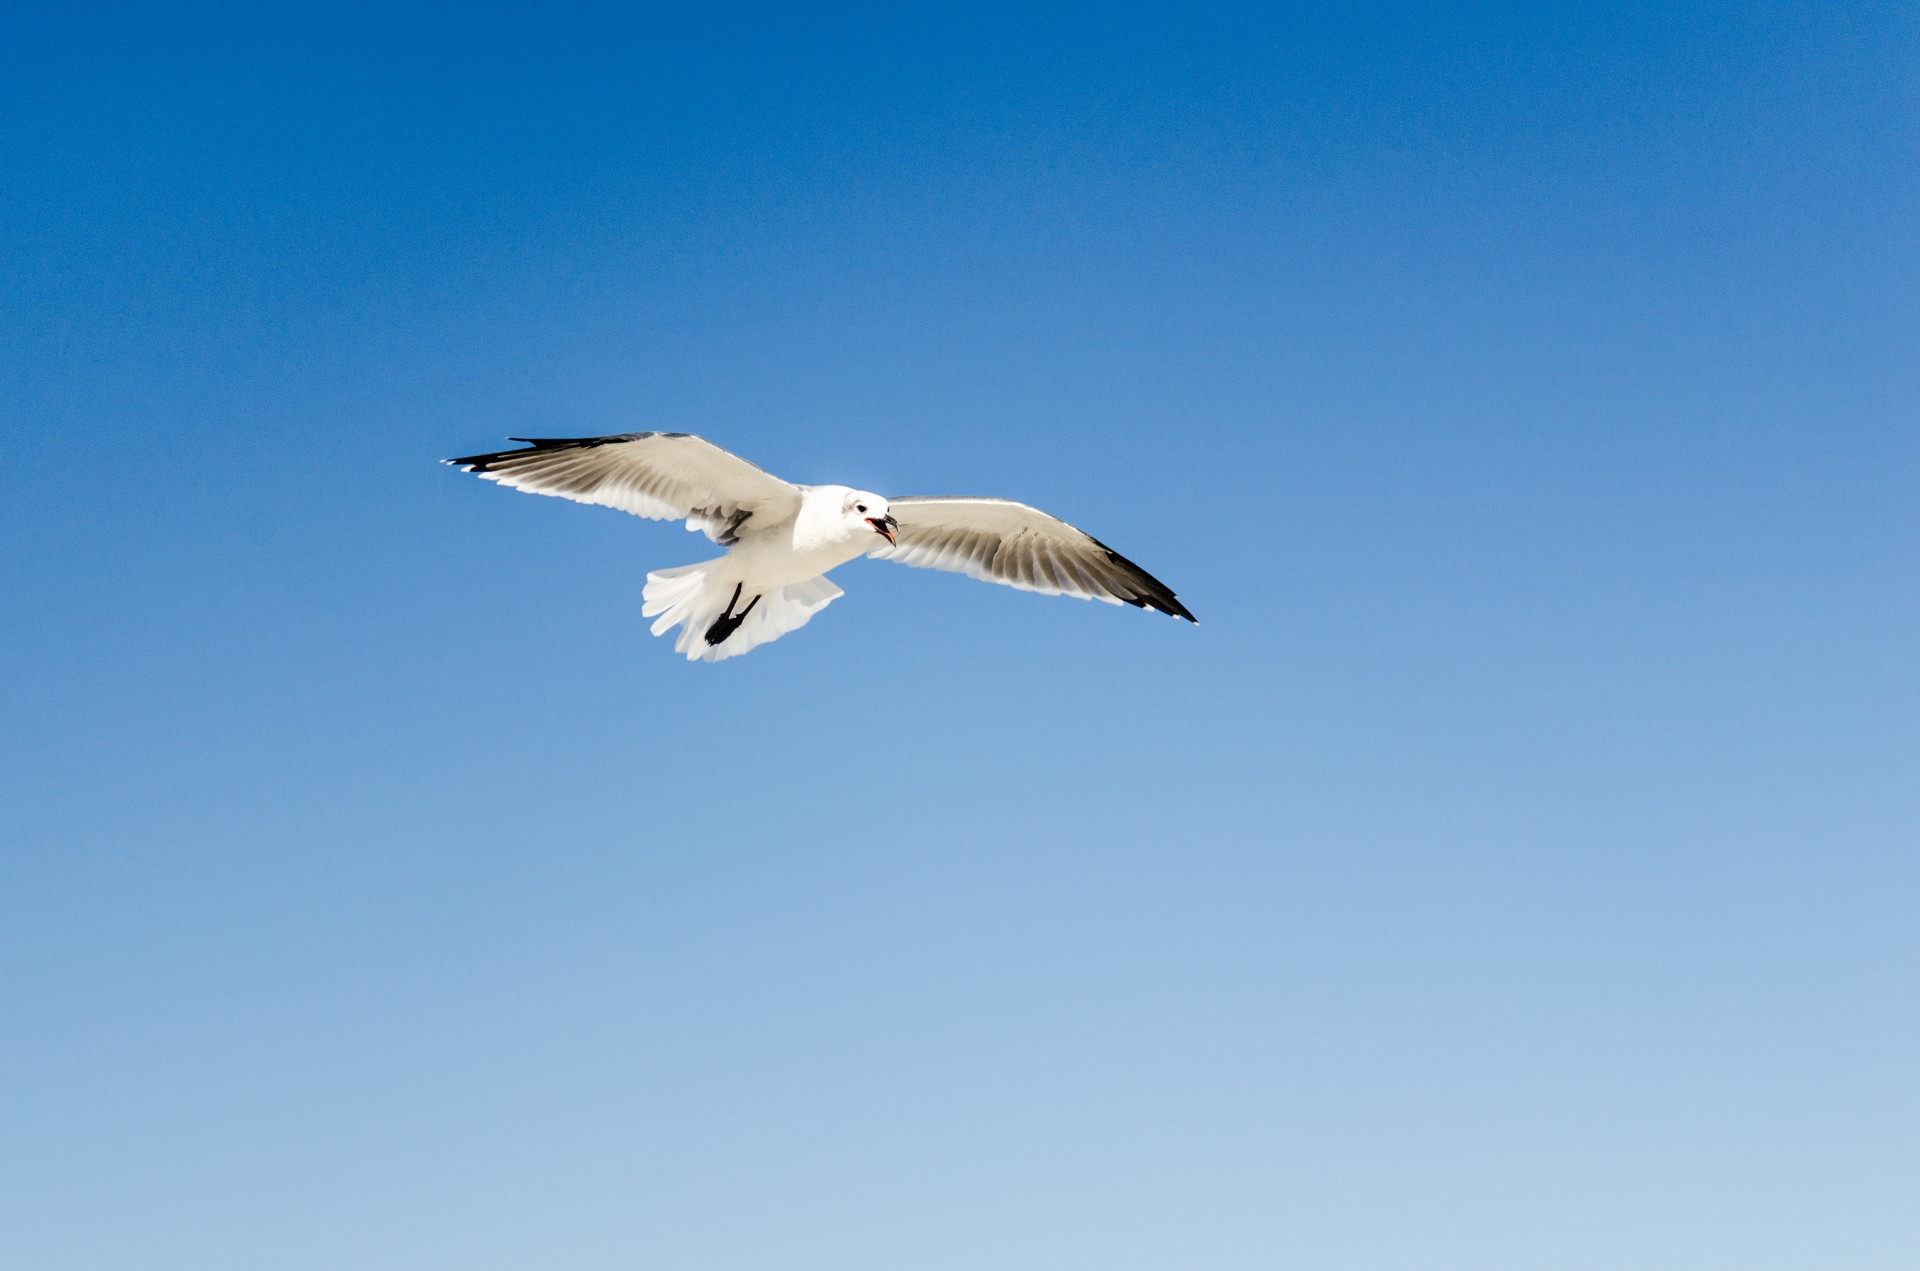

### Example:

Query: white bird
xmin=447 ymin=432 xmax=1196 ymax=661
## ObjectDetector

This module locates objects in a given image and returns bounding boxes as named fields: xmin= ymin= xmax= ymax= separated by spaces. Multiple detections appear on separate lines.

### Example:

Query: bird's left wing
xmin=876 ymin=496 xmax=1196 ymax=622
xmin=446 ymin=432 xmax=802 ymax=544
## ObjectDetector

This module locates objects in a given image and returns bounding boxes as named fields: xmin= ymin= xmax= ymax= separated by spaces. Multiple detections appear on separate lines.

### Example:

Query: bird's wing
xmin=446 ymin=433 xmax=802 ymax=544
xmin=875 ymin=496 xmax=1196 ymax=622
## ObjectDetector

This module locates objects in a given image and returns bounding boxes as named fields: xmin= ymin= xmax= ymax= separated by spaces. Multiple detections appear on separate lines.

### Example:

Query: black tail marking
xmin=704 ymin=583 xmax=763 ymax=646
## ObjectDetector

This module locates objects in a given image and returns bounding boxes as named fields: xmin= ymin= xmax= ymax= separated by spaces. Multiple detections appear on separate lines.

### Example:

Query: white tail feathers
xmin=641 ymin=564 xmax=844 ymax=662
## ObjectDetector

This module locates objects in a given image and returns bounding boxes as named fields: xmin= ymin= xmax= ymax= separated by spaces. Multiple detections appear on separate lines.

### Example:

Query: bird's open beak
xmin=867 ymin=515 xmax=898 ymax=546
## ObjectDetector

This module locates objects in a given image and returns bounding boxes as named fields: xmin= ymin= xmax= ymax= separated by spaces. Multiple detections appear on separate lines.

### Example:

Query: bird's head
xmin=844 ymin=490 xmax=897 ymax=546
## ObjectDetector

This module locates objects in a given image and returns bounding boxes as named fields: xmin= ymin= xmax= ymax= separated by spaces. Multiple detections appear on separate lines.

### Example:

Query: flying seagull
xmin=447 ymin=432 xmax=1196 ymax=661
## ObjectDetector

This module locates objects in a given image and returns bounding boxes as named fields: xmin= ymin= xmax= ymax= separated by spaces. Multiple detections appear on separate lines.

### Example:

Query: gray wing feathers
xmin=879 ymin=496 xmax=1196 ymax=622
xmin=445 ymin=433 xmax=801 ymax=544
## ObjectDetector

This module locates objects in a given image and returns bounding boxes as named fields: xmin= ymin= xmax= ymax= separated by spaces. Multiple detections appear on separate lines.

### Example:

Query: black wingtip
xmin=445 ymin=432 xmax=664 ymax=474
xmin=1121 ymin=593 xmax=1199 ymax=623
xmin=1090 ymin=538 xmax=1197 ymax=624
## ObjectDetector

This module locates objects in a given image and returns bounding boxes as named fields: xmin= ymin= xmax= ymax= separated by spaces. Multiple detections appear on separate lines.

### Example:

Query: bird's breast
xmin=729 ymin=527 xmax=868 ymax=586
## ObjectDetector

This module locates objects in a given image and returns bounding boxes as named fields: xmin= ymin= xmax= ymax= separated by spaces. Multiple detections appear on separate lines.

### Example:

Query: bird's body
xmin=448 ymin=433 xmax=1194 ymax=661
xmin=725 ymin=485 xmax=882 ymax=583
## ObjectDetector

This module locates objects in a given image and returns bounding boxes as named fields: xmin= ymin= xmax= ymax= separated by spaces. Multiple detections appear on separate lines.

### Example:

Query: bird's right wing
xmin=445 ymin=432 xmax=802 ymax=544
xmin=876 ymin=496 xmax=1195 ymax=621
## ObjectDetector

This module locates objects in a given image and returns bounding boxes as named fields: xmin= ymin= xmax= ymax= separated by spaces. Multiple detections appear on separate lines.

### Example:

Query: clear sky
xmin=2 ymin=4 xmax=1915 ymax=1268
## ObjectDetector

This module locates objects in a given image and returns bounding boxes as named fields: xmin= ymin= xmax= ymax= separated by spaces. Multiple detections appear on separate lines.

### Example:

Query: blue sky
xmin=2 ymin=3 xmax=1915 ymax=1268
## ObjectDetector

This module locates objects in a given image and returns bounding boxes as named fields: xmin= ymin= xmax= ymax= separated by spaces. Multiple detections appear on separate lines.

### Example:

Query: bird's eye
xmin=857 ymin=504 xmax=867 ymax=513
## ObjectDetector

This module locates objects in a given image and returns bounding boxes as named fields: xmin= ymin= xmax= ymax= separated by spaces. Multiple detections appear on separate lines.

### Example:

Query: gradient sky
xmin=3 ymin=4 xmax=1916 ymax=1269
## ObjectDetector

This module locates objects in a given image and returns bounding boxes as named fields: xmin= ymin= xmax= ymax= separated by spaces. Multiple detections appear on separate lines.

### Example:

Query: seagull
xmin=446 ymin=432 xmax=1196 ymax=661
